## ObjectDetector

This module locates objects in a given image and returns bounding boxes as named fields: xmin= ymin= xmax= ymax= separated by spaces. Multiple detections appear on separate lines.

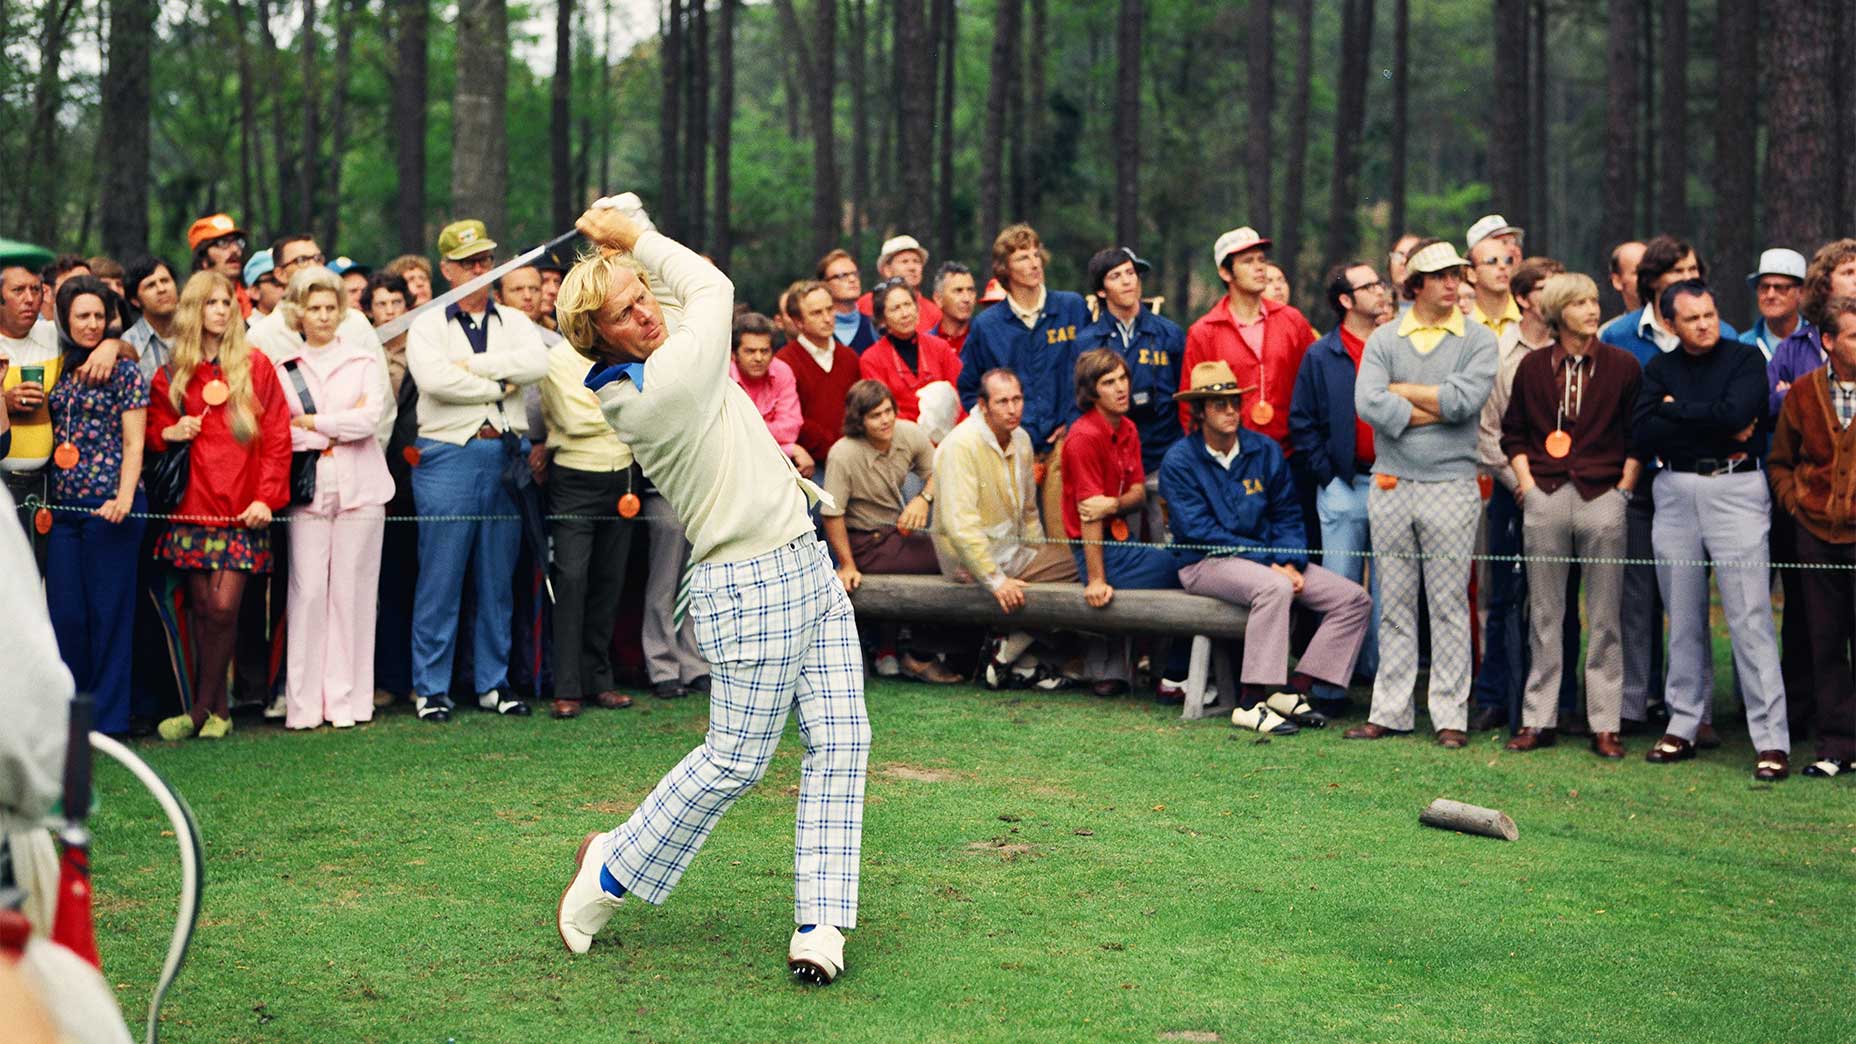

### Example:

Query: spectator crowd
xmin=3 ymin=205 xmax=1852 ymax=784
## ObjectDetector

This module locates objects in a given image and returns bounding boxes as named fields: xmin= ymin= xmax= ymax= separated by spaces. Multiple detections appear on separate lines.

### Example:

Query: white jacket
xmin=405 ymin=300 xmax=549 ymax=445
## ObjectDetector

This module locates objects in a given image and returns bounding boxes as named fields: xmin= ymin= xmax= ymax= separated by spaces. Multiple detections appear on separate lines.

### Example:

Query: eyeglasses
xmin=825 ymin=270 xmax=859 ymax=282
xmin=1475 ymin=256 xmax=1516 ymax=268
xmin=455 ymin=254 xmax=496 ymax=271
xmin=279 ymin=252 xmax=326 ymax=271
xmin=1754 ymin=281 xmax=1800 ymax=295
xmin=209 ymin=235 xmax=247 ymax=253
xmin=1349 ymin=280 xmax=1390 ymax=293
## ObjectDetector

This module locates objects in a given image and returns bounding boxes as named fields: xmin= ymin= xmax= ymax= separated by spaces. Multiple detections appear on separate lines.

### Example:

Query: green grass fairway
xmin=91 ymin=682 xmax=1851 ymax=1043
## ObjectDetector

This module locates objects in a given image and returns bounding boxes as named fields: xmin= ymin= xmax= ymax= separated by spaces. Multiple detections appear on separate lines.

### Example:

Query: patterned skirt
xmin=155 ymin=523 xmax=273 ymax=573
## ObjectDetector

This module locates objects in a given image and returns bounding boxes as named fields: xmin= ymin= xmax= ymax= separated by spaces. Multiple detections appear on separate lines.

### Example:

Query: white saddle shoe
xmin=788 ymin=924 xmax=846 ymax=985
xmin=558 ymin=833 xmax=624 ymax=954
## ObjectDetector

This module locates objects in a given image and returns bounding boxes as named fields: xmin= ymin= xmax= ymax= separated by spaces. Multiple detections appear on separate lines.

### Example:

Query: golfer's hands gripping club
xmin=578 ymin=192 xmax=657 ymax=255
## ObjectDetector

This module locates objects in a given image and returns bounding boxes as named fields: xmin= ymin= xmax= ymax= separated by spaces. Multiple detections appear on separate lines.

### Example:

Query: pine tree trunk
xmin=713 ymin=0 xmax=736 ymax=269
xmin=21 ymin=0 xmax=80 ymax=243
xmin=323 ymin=0 xmax=356 ymax=252
xmin=1600 ymin=0 xmax=1638 ymax=254
xmin=1245 ymin=0 xmax=1273 ymax=234
xmin=1763 ymin=0 xmax=1834 ymax=251
xmin=775 ymin=0 xmax=839 ymax=255
xmin=852 ymin=0 xmax=870 ymax=255
xmin=1386 ymin=0 xmax=1406 ymax=251
xmin=1656 ymin=0 xmax=1686 ymax=232
xmin=1491 ymin=0 xmax=1528 ymax=222
xmin=451 ymin=0 xmax=510 ymax=238
xmin=257 ymin=0 xmax=296 ymax=230
xmin=1322 ymin=0 xmax=1374 ymax=270
xmin=232 ymin=0 xmax=261 ymax=230
xmin=685 ymin=0 xmax=708 ymax=247
xmin=1712 ymin=0 xmax=1756 ymax=328
xmin=552 ymin=0 xmax=575 ymax=231
xmin=1529 ymin=0 xmax=1548 ymax=255
xmin=1281 ymin=0 xmax=1314 ymax=287
xmin=980 ymin=0 xmax=1021 ymax=240
xmin=391 ymin=0 xmax=429 ymax=253
xmin=100 ymin=0 xmax=153 ymax=256
xmin=894 ymin=0 xmax=932 ymax=237
xmin=301 ymin=0 xmax=323 ymax=240
xmin=1023 ymin=0 xmax=1046 ymax=218
xmin=659 ymin=0 xmax=683 ymax=237
xmin=1638 ymin=0 xmax=1655 ymax=234
xmin=932 ymin=0 xmax=957 ymax=262
xmin=1113 ymin=0 xmax=1142 ymax=247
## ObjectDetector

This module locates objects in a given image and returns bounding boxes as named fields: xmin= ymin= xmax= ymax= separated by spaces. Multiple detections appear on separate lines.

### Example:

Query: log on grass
xmin=1418 ymin=799 xmax=1518 ymax=841
xmin=847 ymin=574 xmax=1248 ymax=639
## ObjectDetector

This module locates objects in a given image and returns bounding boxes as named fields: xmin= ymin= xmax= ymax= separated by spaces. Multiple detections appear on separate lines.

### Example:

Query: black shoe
xmin=686 ymin=675 xmax=712 ymax=695
xmin=415 ymin=694 xmax=454 ymax=723
xmin=1468 ymin=706 xmax=1507 ymax=732
xmin=1802 ymin=758 xmax=1851 ymax=778
xmin=652 ymin=681 xmax=687 ymax=700
xmin=478 ymin=690 xmax=532 ymax=716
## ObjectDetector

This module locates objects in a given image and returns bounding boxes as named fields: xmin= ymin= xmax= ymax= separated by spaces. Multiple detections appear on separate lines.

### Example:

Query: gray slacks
xmin=1519 ymin=484 xmax=1625 ymax=731
xmin=1652 ymin=470 xmax=1789 ymax=752
xmin=640 ymin=491 xmax=709 ymax=686
xmin=1366 ymin=477 xmax=1482 ymax=732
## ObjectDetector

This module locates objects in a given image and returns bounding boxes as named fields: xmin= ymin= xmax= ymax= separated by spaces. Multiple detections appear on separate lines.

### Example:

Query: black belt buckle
xmin=1692 ymin=457 xmax=1723 ymax=477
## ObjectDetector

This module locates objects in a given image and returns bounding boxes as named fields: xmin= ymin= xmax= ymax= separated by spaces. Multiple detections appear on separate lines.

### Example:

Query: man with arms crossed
xmin=554 ymin=199 xmax=869 ymax=985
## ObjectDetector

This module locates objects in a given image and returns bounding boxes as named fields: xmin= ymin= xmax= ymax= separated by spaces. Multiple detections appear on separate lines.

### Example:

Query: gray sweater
xmin=1354 ymin=315 xmax=1499 ymax=480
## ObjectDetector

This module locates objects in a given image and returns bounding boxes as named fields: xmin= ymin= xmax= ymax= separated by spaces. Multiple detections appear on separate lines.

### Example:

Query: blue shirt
xmin=1158 ymin=429 xmax=1307 ymax=570
xmin=955 ymin=288 xmax=1091 ymax=447
xmin=1065 ymin=306 xmax=1186 ymax=471
xmin=834 ymin=309 xmax=877 ymax=353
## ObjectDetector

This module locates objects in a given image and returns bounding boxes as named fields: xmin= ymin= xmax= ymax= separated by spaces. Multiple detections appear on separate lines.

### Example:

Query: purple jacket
xmin=1767 ymin=323 xmax=1827 ymax=418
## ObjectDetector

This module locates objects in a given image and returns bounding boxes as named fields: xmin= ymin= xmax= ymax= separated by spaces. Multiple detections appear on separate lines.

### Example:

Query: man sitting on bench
xmin=1160 ymin=360 xmax=1373 ymax=734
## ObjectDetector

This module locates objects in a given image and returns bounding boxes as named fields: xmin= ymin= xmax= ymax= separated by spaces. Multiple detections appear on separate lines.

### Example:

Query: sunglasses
xmin=454 ymin=254 xmax=497 ymax=271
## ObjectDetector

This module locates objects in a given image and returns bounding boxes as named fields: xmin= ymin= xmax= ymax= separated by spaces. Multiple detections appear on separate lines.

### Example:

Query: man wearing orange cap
xmin=188 ymin=213 xmax=252 ymax=316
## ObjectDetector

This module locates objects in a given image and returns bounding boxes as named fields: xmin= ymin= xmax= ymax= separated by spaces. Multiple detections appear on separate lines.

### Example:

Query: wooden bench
xmin=846 ymin=574 xmax=1246 ymax=721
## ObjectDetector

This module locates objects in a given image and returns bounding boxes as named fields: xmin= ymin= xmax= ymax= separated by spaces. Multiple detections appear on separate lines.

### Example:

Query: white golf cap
xmin=1407 ymin=241 xmax=1471 ymax=275
xmin=1747 ymin=247 xmax=1807 ymax=286
xmin=877 ymin=234 xmax=928 ymax=269
xmin=1213 ymin=227 xmax=1271 ymax=268
xmin=1466 ymin=214 xmax=1525 ymax=251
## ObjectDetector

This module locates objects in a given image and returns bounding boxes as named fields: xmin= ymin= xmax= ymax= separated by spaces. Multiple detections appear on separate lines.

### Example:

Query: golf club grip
xmin=64 ymin=694 xmax=93 ymax=822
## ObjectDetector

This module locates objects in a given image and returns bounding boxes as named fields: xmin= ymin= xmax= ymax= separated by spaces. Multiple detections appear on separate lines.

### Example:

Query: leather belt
xmin=1665 ymin=456 xmax=1759 ymax=477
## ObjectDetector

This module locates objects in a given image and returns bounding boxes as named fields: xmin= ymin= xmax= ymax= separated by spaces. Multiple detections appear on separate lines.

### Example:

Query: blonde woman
xmin=274 ymin=267 xmax=392 ymax=729
xmin=148 ymin=271 xmax=291 ymax=740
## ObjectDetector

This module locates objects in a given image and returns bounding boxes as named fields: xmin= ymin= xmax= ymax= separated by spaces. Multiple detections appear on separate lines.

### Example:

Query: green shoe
xmin=197 ymin=714 xmax=233 ymax=739
xmin=157 ymin=714 xmax=197 ymax=741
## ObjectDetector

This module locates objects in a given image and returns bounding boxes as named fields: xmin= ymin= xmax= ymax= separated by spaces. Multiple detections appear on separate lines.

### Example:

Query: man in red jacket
xmin=776 ymin=280 xmax=862 ymax=465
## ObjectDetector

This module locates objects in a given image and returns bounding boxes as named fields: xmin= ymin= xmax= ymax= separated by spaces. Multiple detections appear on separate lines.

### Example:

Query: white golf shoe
xmin=557 ymin=832 xmax=624 ymax=954
xmin=787 ymin=924 xmax=846 ymax=985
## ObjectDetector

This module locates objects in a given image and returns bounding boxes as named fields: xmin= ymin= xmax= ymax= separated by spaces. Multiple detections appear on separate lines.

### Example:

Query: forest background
xmin=2 ymin=0 xmax=1852 ymax=325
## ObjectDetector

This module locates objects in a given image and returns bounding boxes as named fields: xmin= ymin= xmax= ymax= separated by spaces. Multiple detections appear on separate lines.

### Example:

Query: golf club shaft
xmin=374 ymin=228 xmax=579 ymax=345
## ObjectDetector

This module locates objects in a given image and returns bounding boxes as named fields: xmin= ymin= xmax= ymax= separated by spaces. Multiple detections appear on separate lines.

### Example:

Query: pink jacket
xmin=729 ymin=355 xmax=803 ymax=453
xmin=272 ymin=333 xmax=395 ymax=514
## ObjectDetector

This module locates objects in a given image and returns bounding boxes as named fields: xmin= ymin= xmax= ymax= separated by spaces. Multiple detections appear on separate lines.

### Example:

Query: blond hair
xmin=168 ymin=271 xmax=261 ymax=443
xmin=382 ymin=253 xmax=433 ymax=279
xmin=1538 ymin=272 xmax=1599 ymax=330
xmin=556 ymin=248 xmax=652 ymax=360
xmin=279 ymin=265 xmax=348 ymax=334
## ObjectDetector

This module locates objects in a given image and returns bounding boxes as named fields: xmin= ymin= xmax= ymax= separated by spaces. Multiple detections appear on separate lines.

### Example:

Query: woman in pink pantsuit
xmin=273 ymin=267 xmax=393 ymax=729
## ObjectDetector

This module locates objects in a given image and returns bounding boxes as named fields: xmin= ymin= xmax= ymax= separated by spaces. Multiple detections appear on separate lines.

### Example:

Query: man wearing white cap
xmin=1464 ymin=214 xmax=1523 ymax=339
xmin=1738 ymin=248 xmax=1809 ymax=364
xmin=856 ymin=234 xmax=943 ymax=330
xmin=1341 ymin=238 xmax=1498 ymax=749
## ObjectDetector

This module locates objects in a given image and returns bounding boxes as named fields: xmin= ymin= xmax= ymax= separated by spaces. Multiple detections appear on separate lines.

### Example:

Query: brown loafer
xmin=593 ymin=690 xmax=634 ymax=709
xmin=551 ymin=699 xmax=583 ymax=720
xmin=1645 ymin=733 xmax=1695 ymax=763
xmin=901 ymin=654 xmax=964 ymax=685
xmin=1343 ymin=722 xmax=1405 ymax=740
xmin=1504 ymin=726 xmax=1556 ymax=752
xmin=1753 ymin=750 xmax=1789 ymax=781
xmin=1591 ymin=732 xmax=1625 ymax=759
xmin=1436 ymin=728 xmax=1469 ymax=749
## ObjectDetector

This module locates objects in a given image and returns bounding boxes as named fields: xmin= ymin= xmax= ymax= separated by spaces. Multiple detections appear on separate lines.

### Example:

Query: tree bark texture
xmin=1321 ymin=0 xmax=1374 ymax=271
xmin=851 ymin=0 xmax=870 ymax=255
xmin=552 ymin=0 xmax=575 ymax=231
xmin=1656 ymin=0 xmax=1686 ymax=233
xmin=20 ymin=0 xmax=80 ymax=243
xmin=1491 ymin=0 xmax=1529 ymax=225
xmin=300 ymin=0 xmax=324 ymax=241
xmin=324 ymin=0 xmax=358 ymax=252
xmin=1386 ymin=0 xmax=1406 ymax=255
xmin=713 ymin=0 xmax=736 ymax=269
xmin=1244 ymin=0 xmax=1273 ymax=234
xmin=1711 ymin=0 xmax=1756 ymax=328
xmin=894 ymin=0 xmax=933 ymax=238
xmin=256 ymin=0 xmax=296 ymax=230
xmin=684 ymin=0 xmax=708 ymax=247
xmin=452 ymin=0 xmax=510 ymax=239
xmin=1418 ymin=799 xmax=1519 ymax=841
xmin=980 ymin=0 xmax=1022 ymax=242
xmin=774 ymin=0 xmax=839 ymax=256
xmin=1023 ymin=0 xmax=1046 ymax=219
xmin=1113 ymin=0 xmax=1143 ymax=248
xmin=1529 ymin=0 xmax=1548 ymax=257
xmin=1280 ymin=0 xmax=1314 ymax=288
xmin=932 ymin=0 xmax=958 ymax=262
xmin=659 ymin=0 xmax=683 ymax=238
xmin=1600 ymin=0 xmax=1639 ymax=253
xmin=231 ymin=0 xmax=262 ymax=230
xmin=391 ymin=0 xmax=430 ymax=254
xmin=1762 ymin=0 xmax=1835 ymax=252
xmin=100 ymin=0 xmax=153 ymax=256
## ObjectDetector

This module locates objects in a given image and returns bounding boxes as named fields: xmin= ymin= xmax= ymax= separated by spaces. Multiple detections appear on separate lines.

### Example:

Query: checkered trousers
xmin=600 ymin=537 xmax=871 ymax=928
xmin=1365 ymin=477 xmax=1481 ymax=732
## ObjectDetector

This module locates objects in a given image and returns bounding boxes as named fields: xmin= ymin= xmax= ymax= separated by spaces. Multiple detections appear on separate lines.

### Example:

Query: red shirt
xmin=1338 ymin=325 xmax=1375 ymax=466
xmin=857 ymin=289 xmax=943 ymax=331
xmin=147 ymin=356 xmax=292 ymax=524
xmin=1060 ymin=408 xmax=1144 ymax=540
xmin=1179 ymin=296 xmax=1316 ymax=453
xmin=775 ymin=338 xmax=863 ymax=463
xmin=858 ymin=331 xmax=964 ymax=423
xmin=930 ymin=322 xmax=969 ymax=357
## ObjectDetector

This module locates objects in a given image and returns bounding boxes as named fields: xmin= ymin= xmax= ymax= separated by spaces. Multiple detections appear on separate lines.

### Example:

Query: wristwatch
xmin=920 ymin=489 xmax=934 ymax=504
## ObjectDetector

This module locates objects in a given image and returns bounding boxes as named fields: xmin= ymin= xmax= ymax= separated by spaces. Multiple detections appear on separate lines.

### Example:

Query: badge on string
xmin=402 ymin=445 xmax=423 ymax=468
xmin=1544 ymin=430 xmax=1572 ymax=459
xmin=617 ymin=492 xmax=641 ymax=518
xmin=1109 ymin=517 xmax=1131 ymax=541
xmin=201 ymin=379 xmax=230 ymax=406
xmin=53 ymin=442 xmax=79 ymax=469
xmin=33 ymin=507 xmax=52 ymax=534
xmin=1375 ymin=474 xmax=1399 ymax=491
xmin=1250 ymin=400 xmax=1275 ymax=427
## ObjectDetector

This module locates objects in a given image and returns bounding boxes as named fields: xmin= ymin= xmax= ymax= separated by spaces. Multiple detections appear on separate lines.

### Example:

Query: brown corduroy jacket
xmin=1769 ymin=367 xmax=1856 ymax=545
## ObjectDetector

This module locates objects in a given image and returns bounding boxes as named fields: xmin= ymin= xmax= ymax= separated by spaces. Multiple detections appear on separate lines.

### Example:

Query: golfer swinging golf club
xmin=553 ymin=195 xmax=870 ymax=985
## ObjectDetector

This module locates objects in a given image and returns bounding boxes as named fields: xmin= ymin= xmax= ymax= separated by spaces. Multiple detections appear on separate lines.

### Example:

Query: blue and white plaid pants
xmin=600 ymin=537 xmax=870 ymax=928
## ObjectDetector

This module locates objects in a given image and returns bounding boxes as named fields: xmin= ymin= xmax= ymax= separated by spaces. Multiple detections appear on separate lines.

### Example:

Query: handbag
xmin=146 ymin=364 xmax=191 ymax=513
xmin=281 ymin=360 xmax=319 ymax=507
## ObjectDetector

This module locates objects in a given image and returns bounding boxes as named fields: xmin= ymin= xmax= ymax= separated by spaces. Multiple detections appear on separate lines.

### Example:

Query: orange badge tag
xmin=1109 ymin=517 xmax=1131 ymax=541
xmin=201 ymin=379 xmax=230 ymax=406
xmin=1375 ymin=474 xmax=1399 ymax=491
xmin=1250 ymin=400 xmax=1275 ymax=427
xmin=1544 ymin=430 xmax=1572 ymax=459
xmin=1033 ymin=461 xmax=1048 ymax=486
xmin=33 ymin=507 xmax=52 ymax=535
xmin=53 ymin=442 xmax=79 ymax=469
xmin=1477 ymin=473 xmax=1494 ymax=500
xmin=402 ymin=445 xmax=423 ymax=468
xmin=617 ymin=492 xmax=641 ymax=518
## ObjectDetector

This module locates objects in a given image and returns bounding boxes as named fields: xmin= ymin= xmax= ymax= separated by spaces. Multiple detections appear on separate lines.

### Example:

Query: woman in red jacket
xmin=147 ymin=271 xmax=292 ymax=741
xmin=859 ymin=278 xmax=963 ymax=427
